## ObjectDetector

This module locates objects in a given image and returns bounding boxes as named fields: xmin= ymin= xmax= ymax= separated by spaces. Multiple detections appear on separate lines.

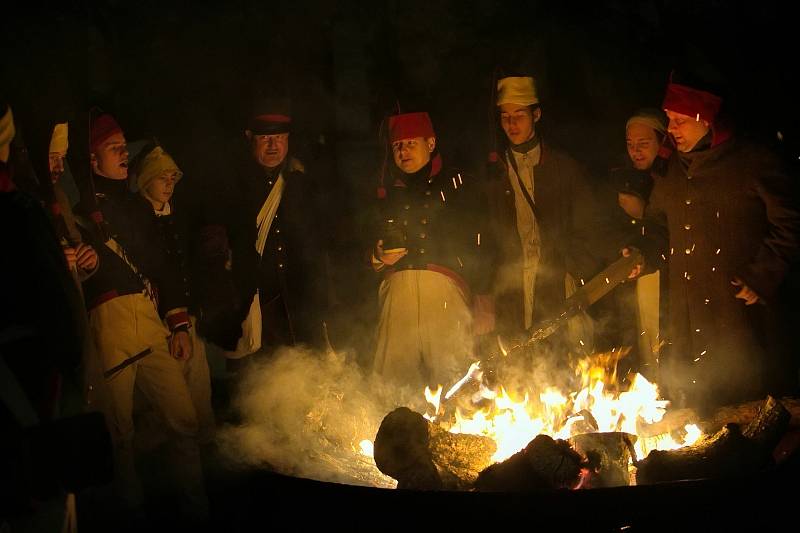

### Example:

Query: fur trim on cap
xmin=496 ymin=76 xmax=539 ymax=107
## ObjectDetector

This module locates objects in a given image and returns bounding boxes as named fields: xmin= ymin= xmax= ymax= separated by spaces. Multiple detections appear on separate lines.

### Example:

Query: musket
xmin=438 ymin=249 xmax=645 ymax=412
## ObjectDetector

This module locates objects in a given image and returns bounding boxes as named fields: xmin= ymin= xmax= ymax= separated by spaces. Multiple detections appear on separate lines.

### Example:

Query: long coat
xmin=638 ymin=137 xmax=800 ymax=408
xmin=226 ymin=153 xmax=329 ymax=351
xmin=485 ymin=141 xmax=609 ymax=343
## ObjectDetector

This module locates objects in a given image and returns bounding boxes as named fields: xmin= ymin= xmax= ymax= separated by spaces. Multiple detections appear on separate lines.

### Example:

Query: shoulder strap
xmin=507 ymin=148 xmax=539 ymax=220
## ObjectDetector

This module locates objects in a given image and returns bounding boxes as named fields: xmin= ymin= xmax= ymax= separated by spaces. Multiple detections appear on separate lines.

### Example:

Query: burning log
xmin=569 ymin=432 xmax=637 ymax=487
xmin=638 ymin=396 xmax=800 ymax=439
xmin=635 ymin=396 xmax=791 ymax=484
xmin=473 ymin=435 xmax=583 ymax=491
xmin=373 ymin=407 xmax=496 ymax=490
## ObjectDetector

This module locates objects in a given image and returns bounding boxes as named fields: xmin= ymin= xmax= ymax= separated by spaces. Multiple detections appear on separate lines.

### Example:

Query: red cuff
xmin=166 ymin=311 xmax=191 ymax=331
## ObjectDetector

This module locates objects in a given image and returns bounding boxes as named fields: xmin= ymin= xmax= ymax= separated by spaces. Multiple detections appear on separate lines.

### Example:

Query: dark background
xmin=3 ymin=0 xmax=799 ymax=352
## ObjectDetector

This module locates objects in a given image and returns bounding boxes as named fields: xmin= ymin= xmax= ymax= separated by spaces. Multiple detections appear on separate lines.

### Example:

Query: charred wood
xmin=638 ymin=396 xmax=800 ymax=439
xmin=373 ymin=407 xmax=495 ymax=490
xmin=473 ymin=435 xmax=583 ymax=491
xmin=569 ymin=432 xmax=637 ymax=487
xmin=635 ymin=396 xmax=790 ymax=484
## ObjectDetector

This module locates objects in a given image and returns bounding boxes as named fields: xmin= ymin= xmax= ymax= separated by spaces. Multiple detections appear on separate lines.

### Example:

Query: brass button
xmin=404 ymin=204 xmax=410 ymax=210
xmin=685 ymin=248 xmax=691 ymax=254
xmin=419 ymin=248 xmax=426 ymax=254
xmin=278 ymin=263 xmax=284 ymax=269
xmin=403 ymin=220 xmax=408 ymax=226
xmin=685 ymin=199 xmax=692 ymax=205
xmin=505 ymin=190 xmax=511 ymax=195
xmin=277 ymin=246 xmax=282 ymax=251
xmin=687 ymin=175 xmax=692 ymax=180
xmin=419 ymin=233 xmax=426 ymax=239
xmin=425 ymin=191 xmax=431 ymax=196
xmin=421 ymin=218 xmax=428 ymax=225
xmin=423 ymin=203 xmax=429 ymax=209
xmin=684 ymin=224 xmax=691 ymax=230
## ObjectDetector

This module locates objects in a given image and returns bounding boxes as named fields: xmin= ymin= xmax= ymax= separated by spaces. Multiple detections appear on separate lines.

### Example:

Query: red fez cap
xmin=662 ymin=82 xmax=722 ymax=124
xmin=388 ymin=112 xmax=435 ymax=143
xmin=90 ymin=113 xmax=123 ymax=153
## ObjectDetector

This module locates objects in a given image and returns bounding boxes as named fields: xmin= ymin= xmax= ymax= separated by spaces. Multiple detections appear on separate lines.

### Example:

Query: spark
xmin=712 ymin=267 xmax=715 ymax=272
xmin=694 ymin=357 xmax=701 ymax=362
xmin=691 ymin=243 xmax=695 ymax=251
xmin=695 ymin=328 xmax=700 ymax=332
xmin=716 ymin=211 xmax=720 ymax=218
xmin=641 ymin=331 xmax=646 ymax=336
xmin=777 ymin=131 xmax=784 ymax=141
xmin=716 ymin=248 xmax=721 ymax=254
xmin=457 ymin=173 xmax=463 ymax=185
xmin=705 ymin=298 xmax=710 ymax=304
xmin=700 ymin=350 xmax=707 ymax=356
xmin=477 ymin=233 xmax=481 ymax=246
xmin=579 ymin=339 xmax=585 ymax=346
xmin=452 ymin=177 xmax=458 ymax=188
xmin=670 ymin=247 xmax=674 ymax=255
xmin=457 ymin=256 xmax=463 ymax=267
xmin=440 ymin=190 xmax=446 ymax=202
xmin=580 ymin=278 xmax=585 ymax=286
xmin=605 ymin=277 xmax=610 ymax=284
xmin=444 ymin=361 xmax=482 ymax=400
xmin=444 ymin=301 xmax=447 ymax=309
xmin=695 ymin=113 xmax=700 ymax=121
xmin=661 ymin=254 xmax=667 ymax=261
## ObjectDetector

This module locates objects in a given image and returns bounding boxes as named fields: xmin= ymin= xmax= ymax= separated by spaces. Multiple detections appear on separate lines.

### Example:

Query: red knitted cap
xmin=90 ymin=113 xmax=123 ymax=153
xmin=662 ymin=82 xmax=722 ymax=124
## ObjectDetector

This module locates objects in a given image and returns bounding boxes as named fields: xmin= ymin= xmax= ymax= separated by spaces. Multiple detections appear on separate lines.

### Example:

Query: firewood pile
xmin=373 ymin=396 xmax=800 ymax=490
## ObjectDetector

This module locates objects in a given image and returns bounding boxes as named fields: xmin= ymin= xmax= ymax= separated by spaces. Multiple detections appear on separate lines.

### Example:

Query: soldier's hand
xmin=622 ymin=247 xmax=644 ymax=279
xmin=75 ymin=243 xmax=99 ymax=271
xmin=63 ymin=247 xmax=78 ymax=270
xmin=376 ymin=239 xmax=407 ymax=266
xmin=170 ymin=330 xmax=193 ymax=360
xmin=732 ymin=277 xmax=760 ymax=305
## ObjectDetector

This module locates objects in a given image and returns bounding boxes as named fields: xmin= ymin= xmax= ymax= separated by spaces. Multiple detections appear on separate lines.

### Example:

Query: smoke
xmin=216 ymin=345 xmax=430 ymax=488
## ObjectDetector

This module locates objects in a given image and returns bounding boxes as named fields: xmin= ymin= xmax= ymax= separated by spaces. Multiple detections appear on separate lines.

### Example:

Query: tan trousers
xmin=373 ymin=270 xmax=473 ymax=390
xmin=188 ymin=317 xmax=215 ymax=440
xmin=85 ymin=293 xmax=207 ymax=517
xmin=635 ymin=272 xmax=660 ymax=374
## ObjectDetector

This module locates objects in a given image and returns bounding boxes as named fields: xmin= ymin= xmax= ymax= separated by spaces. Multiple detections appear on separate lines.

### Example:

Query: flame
xmin=359 ymin=439 xmax=374 ymax=458
xmin=423 ymin=353 xmax=704 ymax=466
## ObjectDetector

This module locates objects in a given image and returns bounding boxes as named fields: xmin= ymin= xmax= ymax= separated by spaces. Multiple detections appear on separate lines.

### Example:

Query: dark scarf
xmin=510 ymin=133 xmax=541 ymax=154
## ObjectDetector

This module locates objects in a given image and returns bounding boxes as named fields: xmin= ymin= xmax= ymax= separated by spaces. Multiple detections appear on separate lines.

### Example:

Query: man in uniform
xmin=371 ymin=111 xmax=492 ymax=390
